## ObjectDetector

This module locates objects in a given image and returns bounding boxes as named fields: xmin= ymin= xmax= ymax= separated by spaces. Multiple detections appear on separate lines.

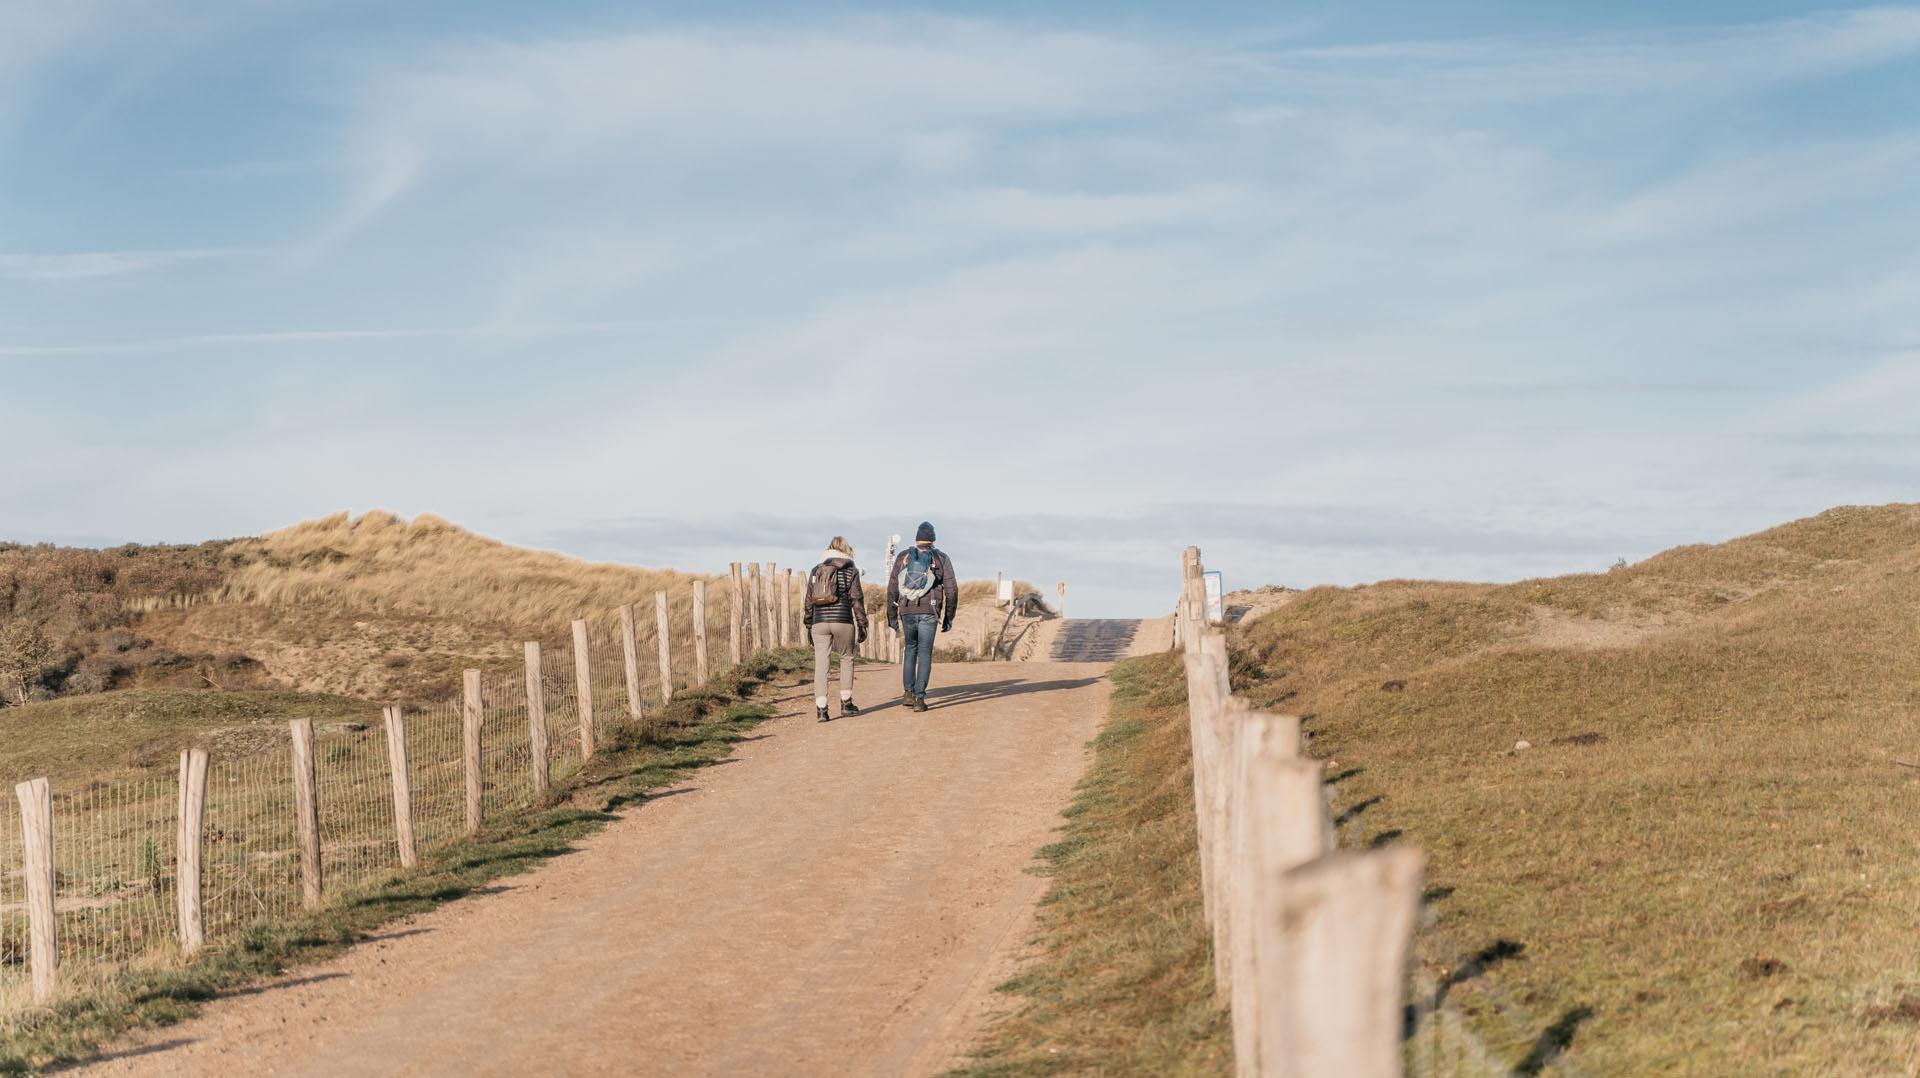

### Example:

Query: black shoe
xmin=842 ymin=699 xmax=861 ymax=716
xmin=816 ymin=704 xmax=831 ymax=723
xmin=912 ymin=696 xmax=928 ymax=713
xmin=901 ymin=692 xmax=916 ymax=708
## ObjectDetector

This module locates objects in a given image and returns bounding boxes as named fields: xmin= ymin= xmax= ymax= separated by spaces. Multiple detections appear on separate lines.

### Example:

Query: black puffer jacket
xmin=803 ymin=558 xmax=868 ymax=635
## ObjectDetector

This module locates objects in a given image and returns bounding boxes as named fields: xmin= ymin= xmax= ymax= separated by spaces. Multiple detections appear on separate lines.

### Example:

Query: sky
xmin=2 ymin=2 xmax=1917 ymax=617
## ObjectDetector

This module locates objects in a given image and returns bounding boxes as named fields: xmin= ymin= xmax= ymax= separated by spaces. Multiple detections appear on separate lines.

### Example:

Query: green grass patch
xmin=950 ymin=652 xmax=1229 ymax=1077
xmin=0 ymin=649 xmax=811 ymax=1074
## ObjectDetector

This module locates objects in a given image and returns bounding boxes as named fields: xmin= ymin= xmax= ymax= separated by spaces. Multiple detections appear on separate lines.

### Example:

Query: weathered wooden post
xmin=781 ymin=568 xmax=794 ymax=647
xmin=463 ymin=669 xmax=484 ymax=836
xmin=729 ymin=563 xmax=745 ymax=665
xmin=692 ymin=580 xmax=711 ymax=683
xmin=176 ymin=749 xmax=209 ymax=952
xmin=523 ymin=642 xmax=550 ymax=797
xmin=383 ymin=706 xmax=418 ymax=869
xmin=289 ymin=718 xmax=322 ymax=908
xmin=1272 ymin=848 xmax=1425 ymax=1078
xmin=572 ymin=618 xmax=596 ymax=757
xmin=748 ymin=563 xmax=763 ymax=653
xmin=764 ymin=562 xmax=778 ymax=646
xmin=15 ymin=777 xmax=55 ymax=999
xmin=619 ymin=603 xmax=644 ymax=721
xmin=1227 ymin=709 xmax=1323 ymax=1075
xmin=655 ymin=591 xmax=673 ymax=703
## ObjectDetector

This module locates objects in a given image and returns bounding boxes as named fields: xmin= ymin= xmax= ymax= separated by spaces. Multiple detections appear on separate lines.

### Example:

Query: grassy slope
xmin=1235 ymin=504 xmax=1920 ymax=1074
xmin=954 ymin=653 xmax=1229 ymax=1076
xmin=0 ymin=650 xmax=809 ymax=1074
xmin=0 ymin=690 xmax=377 ymax=782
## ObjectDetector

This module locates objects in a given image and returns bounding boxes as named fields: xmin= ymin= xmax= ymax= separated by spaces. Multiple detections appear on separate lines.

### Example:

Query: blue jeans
xmin=901 ymin=614 xmax=938 ymax=696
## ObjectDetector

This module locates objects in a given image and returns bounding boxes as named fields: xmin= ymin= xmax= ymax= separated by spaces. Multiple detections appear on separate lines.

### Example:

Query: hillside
xmin=1230 ymin=504 xmax=1920 ymax=1073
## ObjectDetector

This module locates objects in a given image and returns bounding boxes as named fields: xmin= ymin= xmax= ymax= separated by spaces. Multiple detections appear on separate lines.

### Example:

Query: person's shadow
xmin=923 ymin=677 xmax=1100 ymax=708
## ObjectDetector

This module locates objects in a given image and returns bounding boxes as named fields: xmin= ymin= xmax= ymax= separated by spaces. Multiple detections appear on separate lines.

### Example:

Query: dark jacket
xmin=886 ymin=546 xmax=958 ymax=627
xmin=803 ymin=558 xmax=868 ymax=636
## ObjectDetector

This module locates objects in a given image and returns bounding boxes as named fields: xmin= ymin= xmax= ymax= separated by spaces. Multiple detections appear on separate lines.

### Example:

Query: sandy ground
xmin=75 ymin=660 xmax=1109 ymax=1078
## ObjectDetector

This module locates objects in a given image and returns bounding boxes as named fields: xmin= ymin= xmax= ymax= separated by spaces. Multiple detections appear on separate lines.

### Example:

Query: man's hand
xmin=887 ymin=619 xmax=899 ymax=632
xmin=941 ymin=621 xmax=953 ymax=634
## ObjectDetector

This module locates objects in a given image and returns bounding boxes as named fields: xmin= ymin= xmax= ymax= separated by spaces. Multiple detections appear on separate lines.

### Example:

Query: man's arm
xmin=939 ymin=552 xmax=959 ymax=630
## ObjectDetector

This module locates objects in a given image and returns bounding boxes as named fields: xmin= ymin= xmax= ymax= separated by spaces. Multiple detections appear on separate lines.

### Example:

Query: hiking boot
xmin=841 ymin=699 xmax=861 ymax=716
xmin=901 ymin=692 xmax=916 ymax=708
xmin=912 ymin=695 xmax=929 ymax=713
xmin=815 ymin=704 xmax=831 ymax=723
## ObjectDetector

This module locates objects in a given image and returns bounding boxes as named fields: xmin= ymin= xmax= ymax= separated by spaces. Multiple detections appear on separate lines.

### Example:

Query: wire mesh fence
xmin=0 ymin=573 xmax=786 ymax=1015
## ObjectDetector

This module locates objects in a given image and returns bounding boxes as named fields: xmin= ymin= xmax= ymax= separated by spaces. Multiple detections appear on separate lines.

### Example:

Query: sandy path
xmin=77 ymin=660 xmax=1107 ymax=1078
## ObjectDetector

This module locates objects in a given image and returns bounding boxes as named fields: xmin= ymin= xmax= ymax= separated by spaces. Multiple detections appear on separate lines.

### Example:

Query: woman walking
xmin=803 ymin=537 xmax=869 ymax=722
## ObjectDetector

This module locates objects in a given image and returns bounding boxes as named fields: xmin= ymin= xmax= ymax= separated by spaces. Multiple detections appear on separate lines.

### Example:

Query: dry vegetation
xmin=954 ymin=652 xmax=1228 ymax=1076
xmin=1230 ymin=504 xmax=1920 ymax=1073
xmin=145 ymin=510 xmax=729 ymax=700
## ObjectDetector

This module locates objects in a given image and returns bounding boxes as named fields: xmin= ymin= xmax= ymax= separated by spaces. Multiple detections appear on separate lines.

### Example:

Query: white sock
xmin=815 ymin=696 xmax=827 ymax=709
xmin=840 ymin=691 xmax=853 ymax=701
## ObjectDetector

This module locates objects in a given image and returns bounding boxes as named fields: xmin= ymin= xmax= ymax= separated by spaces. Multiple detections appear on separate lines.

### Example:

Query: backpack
xmin=808 ymin=562 xmax=845 ymax=607
xmin=897 ymin=548 xmax=940 ymax=602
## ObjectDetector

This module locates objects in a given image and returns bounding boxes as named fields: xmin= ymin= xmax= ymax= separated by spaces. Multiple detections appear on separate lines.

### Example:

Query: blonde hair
xmin=827 ymin=536 xmax=853 ymax=557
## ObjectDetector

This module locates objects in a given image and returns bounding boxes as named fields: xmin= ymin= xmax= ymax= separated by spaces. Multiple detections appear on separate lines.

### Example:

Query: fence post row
xmin=384 ymin=706 xmax=419 ymax=868
xmin=693 ymin=579 xmax=711 ymax=683
xmin=289 ymin=717 xmax=323 ymax=909
xmin=15 ymin=777 xmax=55 ymax=1000
xmin=524 ymin=642 xmax=551 ymax=797
xmin=1178 ymin=547 xmax=1424 ymax=1078
xmin=176 ymin=749 xmax=209 ymax=953
xmin=572 ymin=618 xmax=596 ymax=758
xmin=729 ymin=563 xmax=744 ymax=665
xmin=462 ymin=669 xmax=484 ymax=836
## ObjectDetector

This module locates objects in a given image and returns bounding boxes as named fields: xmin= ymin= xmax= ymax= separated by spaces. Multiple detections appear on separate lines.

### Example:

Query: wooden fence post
xmin=747 ymin=563 xmax=762 ymax=653
xmin=619 ymin=603 xmax=644 ymax=720
xmin=15 ymin=778 xmax=55 ymax=999
xmin=463 ymin=669 xmax=484 ymax=835
xmin=729 ymin=563 xmax=744 ymax=665
xmin=655 ymin=591 xmax=673 ymax=702
xmin=572 ymin=618 xmax=596 ymax=757
xmin=383 ymin=706 xmax=418 ymax=869
xmin=1227 ymin=709 xmax=1320 ymax=1076
xmin=289 ymin=718 xmax=322 ymax=908
xmin=1272 ymin=848 xmax=1424 ymax=1078
xmin=692 ymin=580 xmax=710 ymax=683
xmin=176 ymin=749 xmax=209 ymax=953
xmin=1198 ymin=631 xmax=1237 ymax=999
xmin=523 ymin=642 xmax=550 ymax=797
xmin=781 ymin=568 xmax=793 ymax=647
xmin=764 ymin=563 xmax=777 ymax=647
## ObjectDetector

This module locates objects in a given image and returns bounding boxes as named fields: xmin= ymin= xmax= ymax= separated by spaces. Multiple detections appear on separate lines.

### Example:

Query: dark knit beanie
xmin=916 ymin=521 xmax=936 ymax=542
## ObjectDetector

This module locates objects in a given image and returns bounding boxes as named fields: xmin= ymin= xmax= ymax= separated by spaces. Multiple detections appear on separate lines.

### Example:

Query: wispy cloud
xmin=0 ymin=247 xmax=238 ymax=281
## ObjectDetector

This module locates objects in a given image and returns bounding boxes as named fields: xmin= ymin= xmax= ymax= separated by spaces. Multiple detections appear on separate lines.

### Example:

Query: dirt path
xmin=77 ymin=660 xmax=1108 ymax=1077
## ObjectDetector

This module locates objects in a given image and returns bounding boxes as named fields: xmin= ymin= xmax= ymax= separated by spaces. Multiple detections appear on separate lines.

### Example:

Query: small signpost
xmin=1205 ymin=571 xmax=1225 ymax=625
xmin=1057 ymin=581 xmax=1066 ymax=619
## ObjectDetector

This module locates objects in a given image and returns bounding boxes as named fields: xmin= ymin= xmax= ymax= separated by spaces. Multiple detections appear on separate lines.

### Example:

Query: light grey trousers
xmin=810 ymin=622 xmax=856 ymax=705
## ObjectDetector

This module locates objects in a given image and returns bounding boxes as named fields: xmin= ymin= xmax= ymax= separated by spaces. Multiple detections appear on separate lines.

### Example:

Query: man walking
xmin=887 ymin=521 xmax=958 ymax=712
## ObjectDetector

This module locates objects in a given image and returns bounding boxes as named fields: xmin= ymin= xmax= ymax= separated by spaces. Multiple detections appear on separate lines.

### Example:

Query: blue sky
xmin=3 ymin=2 xmax=1918 ymax=617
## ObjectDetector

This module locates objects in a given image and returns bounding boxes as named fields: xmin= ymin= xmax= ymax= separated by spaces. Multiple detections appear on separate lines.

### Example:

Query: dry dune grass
xmin=1234 ymin=504 xmax=1920 ymax=1073
xmin=224 ymin=510 xmax=715 ymax=631
xmin=146 ymin=512 xmax=748 ymax=700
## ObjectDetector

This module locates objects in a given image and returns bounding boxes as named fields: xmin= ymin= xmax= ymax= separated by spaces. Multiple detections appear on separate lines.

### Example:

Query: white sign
xmin=884 ymin=533 xmax=901 ymax=570
xmin=1204 ymin=571 xmax=1224 ymax=625
xmin=998 ymin=579 xmax=1014 ymax=603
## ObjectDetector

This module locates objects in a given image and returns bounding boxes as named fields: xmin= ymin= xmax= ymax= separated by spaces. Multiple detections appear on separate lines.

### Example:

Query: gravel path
xmin=76 ymin=660 xmax=1108 ymax=1077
